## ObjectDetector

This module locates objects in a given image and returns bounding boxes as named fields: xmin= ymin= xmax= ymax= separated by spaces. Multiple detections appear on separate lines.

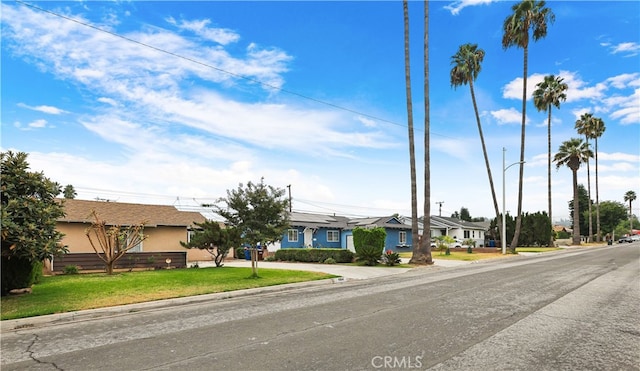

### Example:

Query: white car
xmin=430 ymin=239 xmax=463 ymax=248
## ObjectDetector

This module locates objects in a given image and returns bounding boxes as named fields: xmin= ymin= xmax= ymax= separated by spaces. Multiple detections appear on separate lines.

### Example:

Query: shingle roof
xmin=57 ymin=199 xmax=206 ymax=227
xmin=289 ymin=212 xmax=349 ymax=229
xmin=431 ymin=215 xmax=487 ymax=230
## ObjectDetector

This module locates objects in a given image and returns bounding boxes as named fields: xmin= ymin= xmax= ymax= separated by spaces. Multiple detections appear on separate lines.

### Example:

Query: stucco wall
xmin=57 ymin=222 xmax=211 ymax=262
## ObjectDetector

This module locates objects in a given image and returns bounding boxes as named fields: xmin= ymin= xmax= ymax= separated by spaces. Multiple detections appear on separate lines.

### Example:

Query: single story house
xmin=399 ymin=215 xmax=489 ymax=247
xmin=279 ymin=212 xmax=413 ymax=252
xmin=430 ymin=215 xmax=487 ymax=247
xmin=55 ymin=198 xmax=210 ymax=264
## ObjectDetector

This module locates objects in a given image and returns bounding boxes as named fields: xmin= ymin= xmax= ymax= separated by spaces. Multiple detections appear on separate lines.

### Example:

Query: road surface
xmin=2 ymin=244 xmax=638 ymax=370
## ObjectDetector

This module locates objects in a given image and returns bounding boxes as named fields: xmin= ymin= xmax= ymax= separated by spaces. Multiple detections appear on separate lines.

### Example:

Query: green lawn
xmin=1 ymin=267 xmax=334 ymax=320
xmin=399 ymin=251 xmax=508 ymax=261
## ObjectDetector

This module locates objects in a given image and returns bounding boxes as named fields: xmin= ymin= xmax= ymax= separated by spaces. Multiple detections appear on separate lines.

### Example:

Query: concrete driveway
xmin=200 ymin=258 xmax=472 ymax=280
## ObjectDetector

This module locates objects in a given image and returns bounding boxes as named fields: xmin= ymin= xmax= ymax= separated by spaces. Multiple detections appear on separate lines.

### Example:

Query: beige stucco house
xmin=56 ymin=199 xmax=211 ymax=263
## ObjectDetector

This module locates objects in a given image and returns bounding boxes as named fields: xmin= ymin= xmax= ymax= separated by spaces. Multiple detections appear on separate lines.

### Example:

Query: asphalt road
xmin=2 ymin=244 xmax=639 ymax=370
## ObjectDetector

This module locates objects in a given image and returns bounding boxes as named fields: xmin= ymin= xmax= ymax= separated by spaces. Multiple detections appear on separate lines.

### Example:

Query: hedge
xmin=274 ymin=248 xmax=354 ymax=263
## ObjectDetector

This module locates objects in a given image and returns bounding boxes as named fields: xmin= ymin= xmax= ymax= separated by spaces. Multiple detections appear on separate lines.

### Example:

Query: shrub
xmin=355 ymin=245 xmax=382 ymax=266
xmin=63 ymin=265 xmax=79 ymax=275
xmin=323 ymin=257 xmax=336 ymax=264
xmin=235 ymin=247 xmax=245 ymax=259
xmin=353 ymin=227 xmax=385 ymax=266
xmin=1 ymin=256 xmax=39 ymax=294
xmin=274 ymin=248 xmax=354 ymax=263
xmin=382 ymin=250 xmax=401 ymax=266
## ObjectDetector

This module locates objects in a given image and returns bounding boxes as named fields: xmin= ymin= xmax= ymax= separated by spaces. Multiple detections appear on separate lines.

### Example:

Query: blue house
xmin=280 ymin=212 xmax=413 ymax=252
xmin=280 ymin=212 xmax=349 ymax=249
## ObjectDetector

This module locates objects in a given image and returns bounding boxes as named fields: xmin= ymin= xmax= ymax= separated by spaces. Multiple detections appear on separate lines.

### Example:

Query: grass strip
xmin=1 ymin=267 xmax=333 ymax=320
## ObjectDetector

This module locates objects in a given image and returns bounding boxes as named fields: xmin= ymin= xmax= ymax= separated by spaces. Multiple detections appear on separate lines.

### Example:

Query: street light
xmin=502 ymin=147 xmax=525 ymax=255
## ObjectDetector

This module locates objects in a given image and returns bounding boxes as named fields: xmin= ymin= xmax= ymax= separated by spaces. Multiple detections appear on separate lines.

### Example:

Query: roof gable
xmin=57 ymin=199 xmax=206 ymax=227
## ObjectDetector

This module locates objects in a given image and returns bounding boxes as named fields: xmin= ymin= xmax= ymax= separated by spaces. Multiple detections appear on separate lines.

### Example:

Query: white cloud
xmin=357 ymin=116 xmax=377 ymax=128
xmin=17 ymin=103 xmax=67 ymax=114
xmin=97 ymin=97 xmax=118 ymax=106
xmin=15 ymin=119 xmax=50 ymax=130
xmin=599 ymin=152 xmax=640 ymax=163
xmin=443 ymin=0 xmax=496 ymax=15
xmin=605 ymin=73 xmax=640 ymax=89
xmin=609 ymin=42 xmax=640 ymax=57
xmin=166 ymin=17 xmax=240 ymax=45
xmin=490 ymin=108 xmax=524 ymax=125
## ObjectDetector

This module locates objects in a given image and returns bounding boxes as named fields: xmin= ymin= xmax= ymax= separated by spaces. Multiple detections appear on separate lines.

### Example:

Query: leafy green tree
xmin=353 ymin=226 xmax=386 ymax=266
xmin=568 ymin=184 xmax=591 ymax=237
xmin=490 ymin=213 xmax=515 ymax=248
xmin=624 ymin=190 xmax=636 ymax=233
xmin=595 ymin=201 xmax=628 ymax=238
xmin=519 ymin=212 xmax=551 ymax=246
xmin=554 ymin=138 xmax=593 ymax=245
xmin=180 ymin=221 xmax=241 ymax=267
xmin=62 ymin=184 xmax=77 ymax=199
xmin=502 ymin=0 xmax=555 ymax=250
xmin=1 ymin=151 xmax=67 ymax=295
xmin=615 ymin=216 xmax=639 ymax=239
xmin=533 ymin=74 xmax=568 ymax=246
xmin=214 ymin=179 xmax=289 ymax=277
xmin=450 ymin=43 xmax=501 ymax=235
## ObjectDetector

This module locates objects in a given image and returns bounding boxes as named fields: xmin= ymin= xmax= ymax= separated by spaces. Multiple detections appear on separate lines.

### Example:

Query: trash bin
xmin=244 ymin=249 xmax=251 ymax=260
xmin=257 ymin=248 xmax=264 ymax=261
xmin=607 ymin=240 xmax=612 ymax=245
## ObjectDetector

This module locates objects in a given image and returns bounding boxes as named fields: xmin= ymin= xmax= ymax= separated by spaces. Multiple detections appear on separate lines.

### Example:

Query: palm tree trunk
xmin=403 ymin=0 xmax=421 ymax=264
xmin=547 ymin=107 xmax=553 ymax=247
xmin=572 ymin=169 xmax=581 ymax=245
xmin=509 ymin=44 xmax=528 ymax=252
xmin=421 ymin=0 xmax=433 ymax=264
xmin=585 ymin=137 xmax=593 ymax=242
xmin=595 ymin=137 xmax=601 ymax=242
xmin=469 ymin=79 xmax=501 ymax=234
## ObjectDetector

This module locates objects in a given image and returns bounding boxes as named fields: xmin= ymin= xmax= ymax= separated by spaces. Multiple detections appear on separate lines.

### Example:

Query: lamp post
xmin=502 ymin=147 xmax=525 ymax=254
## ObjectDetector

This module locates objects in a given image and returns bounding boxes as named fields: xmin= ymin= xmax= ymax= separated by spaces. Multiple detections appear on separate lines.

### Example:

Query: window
xmin=126 ymin=232 xmax=144 ymax=252
xmin=288 ymin=229 xmax=299 ymax=242
xmin=399 ymin=231 xmax=407 ymax=244
xmin=464 ymin=230 xmax=470 ymax=239
xmin=327 ymin=230 xmax=339 ymax=242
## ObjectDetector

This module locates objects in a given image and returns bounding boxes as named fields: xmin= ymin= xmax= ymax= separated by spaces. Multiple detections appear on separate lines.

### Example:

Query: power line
xmin=15 ymin=0 xmax=454 ymax=138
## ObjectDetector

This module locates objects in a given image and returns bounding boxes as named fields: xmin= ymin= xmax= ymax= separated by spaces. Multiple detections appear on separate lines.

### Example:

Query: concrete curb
xmin=1 ymin=277 xmax=343 ymax=333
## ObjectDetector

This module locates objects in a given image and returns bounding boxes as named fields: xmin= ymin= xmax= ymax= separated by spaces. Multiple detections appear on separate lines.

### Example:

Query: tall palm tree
xmin=624 ymin=190 xmax=637 ymax=233
xmin=421 ymin=0 xmax=433 ymax=263
xmin=502 ymin=0 xmax=555 ymax=252
xmin=591 ymin=117 xmax=605 ymax=241
xmin=533 ymin=75 xmax=568 ymax=246
xmin=554 ymin=138 xmax=593 ymax=245
xmin=575 ymin=113 xmax=596 ymax=241
xmin=450 ymin=43 xmax=501 ymax=242
xmin=403 ymin=0 xmax=420 ymax=264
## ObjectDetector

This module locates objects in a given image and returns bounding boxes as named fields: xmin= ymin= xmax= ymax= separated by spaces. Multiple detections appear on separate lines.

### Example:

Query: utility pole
xmin=287 ymin=184 xmax=292 ymax=212
xmin=436 ymin=201 xmax=444 ymax=217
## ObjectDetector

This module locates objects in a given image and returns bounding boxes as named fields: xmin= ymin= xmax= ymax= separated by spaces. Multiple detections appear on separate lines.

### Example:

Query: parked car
xmin=618 ymin=235 xmax=640 ymax=243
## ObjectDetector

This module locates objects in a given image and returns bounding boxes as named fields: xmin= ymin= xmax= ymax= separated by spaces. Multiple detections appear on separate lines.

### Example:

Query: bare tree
xmin=85 ymin=210 xmax=147 ymax=275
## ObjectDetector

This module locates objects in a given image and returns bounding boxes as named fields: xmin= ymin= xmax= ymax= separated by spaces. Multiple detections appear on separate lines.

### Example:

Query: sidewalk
xmin=200 ymin=257 xmax=472 ymax=280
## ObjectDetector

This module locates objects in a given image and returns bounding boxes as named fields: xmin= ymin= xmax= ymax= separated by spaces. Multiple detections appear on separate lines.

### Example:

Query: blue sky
xmin=2 ymin=1 xmax=639 ymax=222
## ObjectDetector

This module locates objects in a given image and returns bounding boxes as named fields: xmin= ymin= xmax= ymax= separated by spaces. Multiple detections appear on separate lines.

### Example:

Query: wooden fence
xmin=50 ymin=252 xmax=187 ymax=273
